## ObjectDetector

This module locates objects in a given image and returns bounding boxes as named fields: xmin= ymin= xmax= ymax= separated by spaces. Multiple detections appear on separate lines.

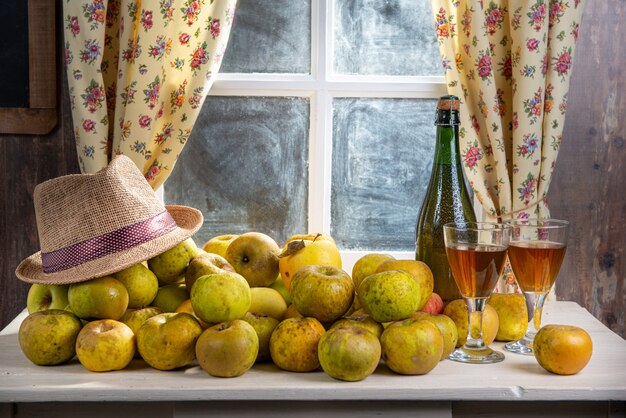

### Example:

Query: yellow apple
xmin=410 ymin=311 xmax=458 ymax=360
xmin=136 ymin=312 xmax=203 ymax=370
xmin=487 ymin=293 xmax=528 ymax=342
xmin=190 ymin=272 xmax=251 ymax=324
xmin=249 ymin=287 xmax=288 ymax=320
xmin=151 ymin=283 xmax=189 ymax=313
xmin=185 ymin=252 xmax=235 ymax=292
xmin=202 ymin=234 xmax=239 ymax=258
xmin=318 ymin=326 xmax=381 ymax=381
xmin=225 ymin=232 xmax=280 ymax=287
xmin=443 ymin=299 xmax=499 ymax=347
xmin=278 ymin=233 xmax=342 ymax=290
xmin=269 ymin=317 xmax=325 ymax=372
xmin=113 ymin=263 xmax=159 ymax=309
xmin=241 ymin=312 xmax=280 ymax=363
xmin=358 ymin=270 xmax=419 ymax=323
xmin=534 ymin=325 xmax=593 ymax=375
xmin=196 ymin=320 xmax=259 ymax=377
xmin=381 ymin=319 xmax=443 ymax=375
xmin=75 ymin=319 xmax=136 ymax=372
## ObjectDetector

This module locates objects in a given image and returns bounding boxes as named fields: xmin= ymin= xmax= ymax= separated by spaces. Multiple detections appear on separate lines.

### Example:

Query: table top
xmin=1 ymin=301 xmax=625 ymax=403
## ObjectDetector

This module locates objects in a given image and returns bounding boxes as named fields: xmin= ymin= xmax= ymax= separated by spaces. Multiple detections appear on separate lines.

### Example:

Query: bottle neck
xmin=433 ymin=124 xmax=461 ymax=165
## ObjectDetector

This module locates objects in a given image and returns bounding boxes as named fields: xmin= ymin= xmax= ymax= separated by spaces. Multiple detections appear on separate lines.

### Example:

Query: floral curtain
xmin=431 ymin=0 xmax=585 ymax=291
xmin=63 ymin=0 xmax=237 ymax=189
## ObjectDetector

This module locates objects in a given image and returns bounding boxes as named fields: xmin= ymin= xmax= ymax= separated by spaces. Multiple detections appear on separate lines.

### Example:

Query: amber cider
xmin=446 ymin=244 xmax=508 ymax=298
xmin=508 ymin=241 xmax=566 ymax=293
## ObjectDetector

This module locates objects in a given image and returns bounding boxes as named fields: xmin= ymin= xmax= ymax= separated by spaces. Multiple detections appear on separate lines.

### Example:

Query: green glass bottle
xmin=416 ymin=95 xmax=476 ymax=303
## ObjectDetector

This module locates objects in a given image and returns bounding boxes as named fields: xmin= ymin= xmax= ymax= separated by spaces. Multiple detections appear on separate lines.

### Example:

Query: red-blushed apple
xmin=75 ymin=319 xmax=136 ymax=372
xmin=241 ymin=312 xmax=280 ymax=363
xmin=136 ymin=312 xmax=203 ymax=370
xmin=202 ymin=234 xmax=239 ymax=258
xmin=249 ymin=287 xmax=287 ymax=320
xmin=225 ymin=232 xmax=280 ymax=287
xmin=269 ymin=317 xmax=325 ymax=372
xmin=190 ymin=272 xmax=251 ymax=324
xmin=68 ymin=276 xmax=129 ymax=320
xmin=185 ymin=252 xmax=235 ymax=292
xmin=113 ymin=263 xmax=159 ymax=308
xmin=151 ymin=283 xmax=189 ymax=313
xmin=26 ymin=284 xmax=70 ymax=314
xmin=381 ymin=318 xmax=443 ymax=375
xmin=421 ymin=292 xmax=444 ymax=315
xmin=18 ymin=310 xmax=83 ymax=366
xmin=318 ymin=326 xmax=381 ymax=381
xmin=290 ymin=265 xmax=354 ymax=323
xmin=195 ymin=319 xmax=259 ymax=377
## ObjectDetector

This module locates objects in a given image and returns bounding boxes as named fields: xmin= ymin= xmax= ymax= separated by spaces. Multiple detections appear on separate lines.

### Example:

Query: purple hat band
xmin=41 ymin=211 xmax=177 ymax=273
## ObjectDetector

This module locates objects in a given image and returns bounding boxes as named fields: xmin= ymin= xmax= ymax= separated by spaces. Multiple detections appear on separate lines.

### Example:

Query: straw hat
xmin=16 ymin=155 xmax=203 ymax=285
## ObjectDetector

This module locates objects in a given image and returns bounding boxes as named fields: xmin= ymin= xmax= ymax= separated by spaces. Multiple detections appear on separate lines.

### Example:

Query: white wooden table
xmin=0 ymin=302 xmax=624 ymax=418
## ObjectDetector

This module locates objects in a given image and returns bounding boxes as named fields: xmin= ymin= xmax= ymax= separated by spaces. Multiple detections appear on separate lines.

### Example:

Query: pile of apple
xmin=19 ymin=232 xmax=529 ymax=381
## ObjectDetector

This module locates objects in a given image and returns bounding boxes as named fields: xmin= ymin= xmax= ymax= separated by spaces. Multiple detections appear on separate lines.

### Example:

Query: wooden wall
xmin=1 ymin=0 xmax=624 ymax=340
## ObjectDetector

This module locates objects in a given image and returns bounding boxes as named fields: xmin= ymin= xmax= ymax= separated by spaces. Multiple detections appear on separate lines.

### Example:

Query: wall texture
xmin=1 ymin=0 xmax=624 ymax=338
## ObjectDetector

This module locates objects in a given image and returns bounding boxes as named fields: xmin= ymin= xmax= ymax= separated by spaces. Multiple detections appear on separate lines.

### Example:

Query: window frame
xmin=201 ymin=0 xmax=449 ymax=270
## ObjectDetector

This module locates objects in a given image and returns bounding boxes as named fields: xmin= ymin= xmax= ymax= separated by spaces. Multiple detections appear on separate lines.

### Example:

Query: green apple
xmin=68 ymin=276 xmax=129 ymax=320
xmin=351 ymin=253 xmax=395 ymax=291
xmin=185 ymin=252 xmax=235 ymax=292
xmin=190 ymin=272 xmax=251 ymax=324
xmin=202 ymin=234 xmax=239 ymax=258
xmin=119 ymin=307 xmax=164 ymax=334
xmin=410 ymin=311 xmax=458 ymax=360
xmin=196 ymin=319 xmax=259 ymax=377
xmin=136 ymin=312 xmax=203 ymax=370
xmin=381 ymin=318 xmax=443 ymax=375
xmin=151 ymin=283 xmax=189 ymax=313
xmin=330 ymin=313 xmax=384 ymax=339
xmin=375 ymin=259 xmax=434 ymax=311
xmin=241 ymin=312 xmax=280 ymax=362
xmin=318 ymin=326 xmax=381 ymax=381
xmin=75 ymin=319 xmax=136 ymax=372
xmin=290 ymin=265 xmax=354 ymax=323
xmin=358 ymin=270 xmax=420 ymax=323
xmin=269 ymin=317 xmax=326 ymax=372
xmin=18 ymin=309 xmax=83 ymax=366
xmin=249 ymin=287 xmax=288 ymax=320
xmin=26 ymin=284 xmax=69 ymax=314
xmin=225 ymin=232 xmax=280 ymax=287
xmin=148 ymin=239 xmax=198 ymax=284
xmin=113 ymin=263 xmax=159 ymax=308
xmin=269 ymin=275 xmax=292 ymax=305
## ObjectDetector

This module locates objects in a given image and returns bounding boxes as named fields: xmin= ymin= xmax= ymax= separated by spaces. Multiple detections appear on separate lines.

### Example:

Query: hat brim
xmin=15 ymin=205 xmax=203 ymax=285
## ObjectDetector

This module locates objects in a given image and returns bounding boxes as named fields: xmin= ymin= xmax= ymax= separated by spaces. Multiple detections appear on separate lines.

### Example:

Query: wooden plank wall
xmin=1 ymin=0 xmax=624 ymax=340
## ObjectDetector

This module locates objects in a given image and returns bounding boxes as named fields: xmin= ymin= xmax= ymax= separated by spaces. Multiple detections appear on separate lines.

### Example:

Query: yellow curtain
xmin=431 ymin=0 xmax=585 ymax=291
xmin=63 ymin=0 xmax=237 ymax=189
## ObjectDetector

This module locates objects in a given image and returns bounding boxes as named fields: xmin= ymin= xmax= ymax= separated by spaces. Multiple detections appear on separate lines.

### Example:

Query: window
xmin=165 ymin=0 xmax=447 ymax=269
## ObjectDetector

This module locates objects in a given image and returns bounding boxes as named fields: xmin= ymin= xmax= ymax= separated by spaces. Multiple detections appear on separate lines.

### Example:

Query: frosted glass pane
xmin=221 ymin=0 xmax=311 ymax=74
xmin=334 ymin=0 xmax=441 ymax=76
xmin=331 ymin=98 xmax=437 ymax=251
xmin=166 ymin=97 xmax=309 ymax=245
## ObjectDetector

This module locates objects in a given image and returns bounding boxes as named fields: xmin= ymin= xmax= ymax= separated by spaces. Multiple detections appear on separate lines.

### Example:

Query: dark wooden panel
xmin=0 ymin=28 xmax=79 ymax=329
xmin=551 ymin=0 xmax=625 ymax=338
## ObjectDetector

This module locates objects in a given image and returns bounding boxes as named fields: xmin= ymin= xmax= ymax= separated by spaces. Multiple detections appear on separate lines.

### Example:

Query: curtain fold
xmin=63 ymin=0 xmax=237 ymax=189
xmin=431 ymin=0 xmax=585 ymax=292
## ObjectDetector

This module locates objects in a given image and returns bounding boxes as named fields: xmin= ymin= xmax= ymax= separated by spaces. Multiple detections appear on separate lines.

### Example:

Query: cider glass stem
xmin=464 ymin=297 xmax=487 ymax=351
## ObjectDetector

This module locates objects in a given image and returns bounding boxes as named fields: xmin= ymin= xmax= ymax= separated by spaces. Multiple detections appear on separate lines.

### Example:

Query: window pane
xmin=221 ymin=0 xmax=311 ymax=74
xmin=331 ymin=98 xmax=436 ymax=251
xmin=166 ymin=97 xmax=309 ymax=244
xmin=333 ymin=0 xmax=441 ymax=76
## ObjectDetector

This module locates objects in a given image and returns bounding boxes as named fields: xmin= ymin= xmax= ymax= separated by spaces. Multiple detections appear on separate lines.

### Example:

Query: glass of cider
xmin=444 ymin=222 xmax=511 ymax=364
xmin=504 ymin=219 xmax=569 ymax=355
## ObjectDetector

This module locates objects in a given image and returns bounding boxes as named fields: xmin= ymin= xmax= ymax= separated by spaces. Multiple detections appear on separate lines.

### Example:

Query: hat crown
xmin=34 ymin=156 xmax=165 ymax=253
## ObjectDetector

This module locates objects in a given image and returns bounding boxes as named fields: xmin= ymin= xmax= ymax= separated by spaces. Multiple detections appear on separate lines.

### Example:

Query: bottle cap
xmin=435 ymin=95 xmax=460 ymax=125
